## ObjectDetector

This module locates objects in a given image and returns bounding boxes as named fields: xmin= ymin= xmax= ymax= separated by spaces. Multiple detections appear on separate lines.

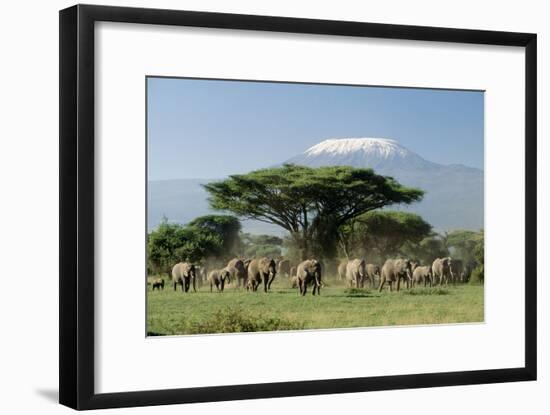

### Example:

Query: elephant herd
xmin=154 ymin=256 xmax=468 ymax=296
xmin=165 ymin=257 xmax=323 ymax=296
xmin=337 ymin=257 xmax=468 ymax=292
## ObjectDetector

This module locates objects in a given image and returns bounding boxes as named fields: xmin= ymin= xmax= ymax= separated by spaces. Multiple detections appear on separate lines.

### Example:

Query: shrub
xmin=344 ymin=287 xmax=373 ymax=297
xmin=403 ymin=287 xmax=449 ymax=296
xmin=188 ymin=307 xmax=303 ymax=334
xmin=469 ymin=265 xmax=484 ymax=284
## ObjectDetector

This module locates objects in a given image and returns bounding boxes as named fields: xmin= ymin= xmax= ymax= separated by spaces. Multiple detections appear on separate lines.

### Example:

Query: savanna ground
xmin=147 ymin=276 xmax=484 ymax=336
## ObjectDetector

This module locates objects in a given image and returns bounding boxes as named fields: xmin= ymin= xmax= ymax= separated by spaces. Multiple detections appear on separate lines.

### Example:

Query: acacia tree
xmin=204 ymin=164 xmax=424 ymax=260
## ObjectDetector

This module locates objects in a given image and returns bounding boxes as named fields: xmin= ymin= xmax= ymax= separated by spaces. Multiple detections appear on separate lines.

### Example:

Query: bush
xmin=469 ymin=265 xmax=484 ymax=284
xmin=403 ymin=287 xmax=449 ymax=296
xmin=188 ymin=307 xmax=303 ymax=334
xmin=344 ymin=288 xmax=373 ymax=297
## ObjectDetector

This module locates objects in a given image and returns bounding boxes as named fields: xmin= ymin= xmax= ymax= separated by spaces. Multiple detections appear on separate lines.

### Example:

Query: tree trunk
xmin=338 ymin=231 xmax=350 ymax=259
xmin=301 ymin=238 xmax=308 ymax=261
xmin=301 ymin=205 xmax=309 ymax=260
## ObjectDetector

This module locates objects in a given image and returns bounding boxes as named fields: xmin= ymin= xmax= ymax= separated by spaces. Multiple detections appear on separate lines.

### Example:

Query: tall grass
xmin=187 ymin=306 xmax=303 ymax=334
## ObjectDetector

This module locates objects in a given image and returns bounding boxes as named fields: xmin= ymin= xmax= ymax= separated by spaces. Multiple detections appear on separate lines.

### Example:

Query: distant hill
xmin=148 ymin=137 xmax=483 ymax=234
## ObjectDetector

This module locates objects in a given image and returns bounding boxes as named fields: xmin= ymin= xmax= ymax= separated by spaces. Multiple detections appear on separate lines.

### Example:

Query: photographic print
xmin=146 ymin=77 xmax=484 ymax=336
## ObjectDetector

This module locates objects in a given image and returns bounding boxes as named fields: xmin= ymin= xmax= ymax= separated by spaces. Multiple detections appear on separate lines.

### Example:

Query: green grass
xmin=147 ymin=277 xmax=484 ymax=336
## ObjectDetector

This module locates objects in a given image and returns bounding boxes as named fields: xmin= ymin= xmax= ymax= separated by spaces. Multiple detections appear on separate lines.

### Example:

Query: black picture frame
xmin=59 ymin=4 xmax=537 ymax=410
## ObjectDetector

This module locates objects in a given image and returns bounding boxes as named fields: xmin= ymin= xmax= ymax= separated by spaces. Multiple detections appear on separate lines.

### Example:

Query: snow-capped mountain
xmin=148 ymin=137 xmax=484 ymax=233
xmin=285 ymin=138 xmax=438 ymax=171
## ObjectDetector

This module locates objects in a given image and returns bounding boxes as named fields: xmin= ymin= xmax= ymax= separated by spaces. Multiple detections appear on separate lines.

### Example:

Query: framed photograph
xmin=59 ymin=4 xmax=537 ymax=410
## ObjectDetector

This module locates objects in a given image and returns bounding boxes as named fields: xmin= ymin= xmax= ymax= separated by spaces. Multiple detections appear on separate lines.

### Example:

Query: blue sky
xmin=147 ymin=77 xmax=484 ymax=181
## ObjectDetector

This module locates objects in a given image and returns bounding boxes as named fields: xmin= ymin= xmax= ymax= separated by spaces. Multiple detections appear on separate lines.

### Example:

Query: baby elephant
xmin=412 ymin=265 xmax=432 ymax=287
xmin=365 ymin=264 xmax=381 ymax=288
xmin=207 ymin=268 xmax=231 ymax=292
xmin=337 ymin=260 xmax=348 ymax=281
xmin=151 ymin=278 xmax=165 ymax=291
xmin=432 ymin=257 xmax=453 ymax=286
xmin=289 ymin=266 xmax=297 ymax=278
xmin=346 ymin=258 xmax=366 ymax=288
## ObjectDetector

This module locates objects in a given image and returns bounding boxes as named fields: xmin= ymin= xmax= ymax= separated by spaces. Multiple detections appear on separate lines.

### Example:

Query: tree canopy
xmin=147 ymin=215 xmax=241 ymax=275
xmin=204 ymin=164 xmax=424 ymax=259
xmin=445 ymin=230 xmax=481 ymax=266
xmin=442 ymin=229 xmax=484 ymax=283
xmin=471 ymin=230 xmax=484 ymax=283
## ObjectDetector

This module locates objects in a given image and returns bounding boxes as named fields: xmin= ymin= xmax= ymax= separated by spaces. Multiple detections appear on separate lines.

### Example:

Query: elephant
xmin=171 ymin=262 xmax=197 ymax=292
xmin=365 ymin=264 xmax=381 ymax=288
xmin=296 ymin=259 xmax=322 ymax=296
xmin=432 ymin=257 xmax=453 ymax=285
xmin=151 ymin=278 xmax=164 ymax=291
xmin=247 ymin=257 xmax=277 ymax=292
xmin=277 ymin=259 xmax=292 ymax=278
xmin=412 ymin=265 xmax=432 ymax=287
xmin=345 ymin=259 xmax=366 ymax=288
xmin=337 ymin=260 xmax=348 ymax=281
xmin=207 ymin=268 xmax=231 ymax=292
xmin=226 ymin=258 xmax=247 ymax=288
xmin=242 ymin=258 xmax=252 ymax=284
xmin=194 ymin=265 xmax=206 ymax=288
xmin=289 ymin=266 xmax=297 ymax=278
xmin=379 ymin=259 xmax=413 ymax=292
xmin=451 ymin=259 xmax=464 ymax=283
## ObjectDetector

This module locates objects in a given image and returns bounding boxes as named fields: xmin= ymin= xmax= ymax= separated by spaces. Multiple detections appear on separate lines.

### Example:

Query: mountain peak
xmin=304 ymin=137 xmax=411 ymax=159
xmin=284 ymin=137 xmax=432 ymax=171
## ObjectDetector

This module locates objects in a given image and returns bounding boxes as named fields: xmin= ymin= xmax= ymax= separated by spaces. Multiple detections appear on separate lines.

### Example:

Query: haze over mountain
xmin=148 ymin=138 xmax=483 ymax=233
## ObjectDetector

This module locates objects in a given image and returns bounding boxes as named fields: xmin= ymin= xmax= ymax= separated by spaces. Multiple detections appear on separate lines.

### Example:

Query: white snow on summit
xmin=304 ymin=138 xmax=411 ymax=159
xmin=284 ymin=137 xmax=434 ymax=171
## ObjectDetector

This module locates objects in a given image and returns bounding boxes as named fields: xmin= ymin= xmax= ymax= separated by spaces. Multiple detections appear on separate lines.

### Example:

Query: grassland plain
xmin=146 ymin=277 xmax=484 ymax=336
